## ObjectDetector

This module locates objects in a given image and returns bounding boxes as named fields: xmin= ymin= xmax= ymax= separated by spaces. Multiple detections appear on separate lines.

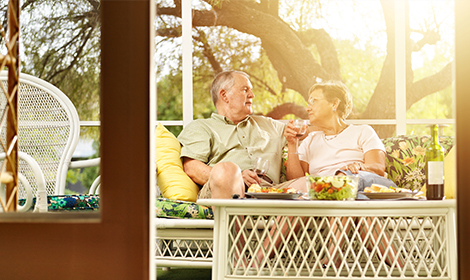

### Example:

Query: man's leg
xmin=209 ymin=162 xmax=245 ymax=199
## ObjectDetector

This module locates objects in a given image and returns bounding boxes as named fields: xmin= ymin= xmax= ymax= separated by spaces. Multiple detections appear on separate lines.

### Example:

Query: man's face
xmin=225 ymin=73 xmax=255 ymax=120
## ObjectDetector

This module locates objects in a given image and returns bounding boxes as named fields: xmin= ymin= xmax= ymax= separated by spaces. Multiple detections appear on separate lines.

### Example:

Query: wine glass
xmin=293 ymin=119 xmax=308 ymax=154
xmin=252 ymin=157 xmax=270 ymax=178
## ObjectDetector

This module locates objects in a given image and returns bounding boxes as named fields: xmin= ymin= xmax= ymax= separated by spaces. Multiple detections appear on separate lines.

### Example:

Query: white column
xmin=395 ymin=0 xmax=407 ymax=135
xmin=182 ymin=0 xmax=193 ymax=127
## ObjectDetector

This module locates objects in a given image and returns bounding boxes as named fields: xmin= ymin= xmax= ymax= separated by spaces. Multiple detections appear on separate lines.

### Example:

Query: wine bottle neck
xmin=430 ymin=124 xmax=440 ymax=144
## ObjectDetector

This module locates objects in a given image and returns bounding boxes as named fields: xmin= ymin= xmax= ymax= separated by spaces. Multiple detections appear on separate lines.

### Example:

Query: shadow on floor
xmin=156 ymin=268 xmax=211 ymax=279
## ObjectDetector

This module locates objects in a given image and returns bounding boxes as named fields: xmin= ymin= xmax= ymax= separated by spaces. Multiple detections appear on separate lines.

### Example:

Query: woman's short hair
xmin=210 ymin=70 xmax=250 ymax=106
xmin=309 ymin=80 xmax=353 ymax=119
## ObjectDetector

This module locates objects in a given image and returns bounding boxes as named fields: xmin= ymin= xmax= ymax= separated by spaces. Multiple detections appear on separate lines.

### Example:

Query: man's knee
xmin=209 ymin=162 xmax=244 ymax=198
xmin=211 ymin=162 xmax=241 ymax=183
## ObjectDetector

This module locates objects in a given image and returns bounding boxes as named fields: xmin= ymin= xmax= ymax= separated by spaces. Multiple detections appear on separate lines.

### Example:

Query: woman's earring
xmin=333 ymin=108 xmax=336 ymax=112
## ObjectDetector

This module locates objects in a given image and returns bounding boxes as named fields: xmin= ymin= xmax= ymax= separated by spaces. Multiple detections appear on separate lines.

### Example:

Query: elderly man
xmin=178 ymin=70 xmax=304 ymax=199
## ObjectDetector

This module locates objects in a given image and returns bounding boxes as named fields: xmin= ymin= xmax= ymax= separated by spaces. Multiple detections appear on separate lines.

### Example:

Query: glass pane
xmin=156 ymin=0 xmax=183 ymax=135
xmin=407 ymin=0 xmax=455 ymax=136
xmin=20 ymin=1 xmax=101 ymax=122
xmin=156 ymin=0 xmax=455 ymax=139
xmin=0 ymin=0 xmax=101 ymax=213
xmin=157 ymin=1 xmax=398 ymax=136
xmin=67 ymin=126 xmax=100 ymax=194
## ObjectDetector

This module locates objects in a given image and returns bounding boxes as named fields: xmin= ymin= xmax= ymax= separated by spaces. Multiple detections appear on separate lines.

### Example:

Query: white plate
xmin=359 ymin=191 xmax=418 ymax=200
xmin=246 ymin=192 xmax=303 ymax=200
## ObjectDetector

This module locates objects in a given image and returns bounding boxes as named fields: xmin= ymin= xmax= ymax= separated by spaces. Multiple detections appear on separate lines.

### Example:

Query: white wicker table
xmin=198 ymin=199 xmax=457 ymax=280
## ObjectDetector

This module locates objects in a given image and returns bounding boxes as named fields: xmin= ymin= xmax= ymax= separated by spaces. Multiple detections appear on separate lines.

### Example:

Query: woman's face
xmin=306 ymin=89 xmax=335 ymax=125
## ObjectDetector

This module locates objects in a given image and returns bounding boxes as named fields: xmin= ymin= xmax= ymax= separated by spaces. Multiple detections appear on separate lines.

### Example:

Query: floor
xmin=156 ymin=268 xmax=211 ymax=279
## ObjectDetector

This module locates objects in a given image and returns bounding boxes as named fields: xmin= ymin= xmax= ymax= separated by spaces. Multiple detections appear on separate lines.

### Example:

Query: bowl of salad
xmin=307 ymin=175 xmax=359 ymax=201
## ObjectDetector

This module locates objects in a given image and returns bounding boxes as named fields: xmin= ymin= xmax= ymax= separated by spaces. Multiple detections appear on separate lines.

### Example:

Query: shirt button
xmin=242 ymin=136 xmax=245 ymax=138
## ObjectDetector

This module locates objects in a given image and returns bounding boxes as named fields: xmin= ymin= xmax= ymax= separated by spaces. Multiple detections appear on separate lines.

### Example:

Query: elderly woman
xmin=284 ymin=80 xmax=397 ymax=190
xmin=283 ymin=80 xmax=402 ymax=268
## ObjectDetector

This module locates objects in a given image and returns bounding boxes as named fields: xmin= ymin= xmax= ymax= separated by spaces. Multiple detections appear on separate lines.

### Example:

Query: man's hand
xmin=242 ymin=169 xmax=261 ymax=187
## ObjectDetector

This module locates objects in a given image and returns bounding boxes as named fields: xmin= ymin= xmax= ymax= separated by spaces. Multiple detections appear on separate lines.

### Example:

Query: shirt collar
xmin=212 ymin=113 xmax=251 ymax=125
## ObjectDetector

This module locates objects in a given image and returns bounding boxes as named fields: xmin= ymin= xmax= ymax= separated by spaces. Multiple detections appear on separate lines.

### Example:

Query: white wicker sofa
xmin=155 ymin=123 xmax=456 ymax=270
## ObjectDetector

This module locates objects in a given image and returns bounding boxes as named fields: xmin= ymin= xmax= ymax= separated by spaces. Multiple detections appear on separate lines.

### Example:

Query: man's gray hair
xmin=210 ymin=70 xmax=250 ymax=106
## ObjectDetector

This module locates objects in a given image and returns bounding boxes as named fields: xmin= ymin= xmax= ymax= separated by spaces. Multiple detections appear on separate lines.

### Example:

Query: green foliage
xmin=20 ymin=0 xmax=101 ymax=123
xmin=336 ymin=39 xmax=385 ymax=116
xmin=157 ymin=72 xmax=184 ymax=120
xmin=66 ymin=140 xmax=100 ymax=193
xmin=66 ymin=169 xmax=80 ymax=185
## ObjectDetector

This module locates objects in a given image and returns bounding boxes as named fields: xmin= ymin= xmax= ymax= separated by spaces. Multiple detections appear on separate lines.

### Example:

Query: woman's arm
xmin=339 ymin=149 xmax=386 ymax=176
xmin=286 ymin=153 xmax=309 ymax=180
xmin=362 ymin=149 xmax=387 ymax=176
xmin=284 ymin=120 xmax=309 ymax=180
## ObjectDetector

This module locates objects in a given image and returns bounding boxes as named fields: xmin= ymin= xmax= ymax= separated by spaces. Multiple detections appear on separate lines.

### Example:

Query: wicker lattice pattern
xmin=155 ymin=238 xmax=213 ymax=263
xmin=0 ymin=80 xmax=72 ymax=198
xmin=227 ymin=214 xmax=450 ymax=278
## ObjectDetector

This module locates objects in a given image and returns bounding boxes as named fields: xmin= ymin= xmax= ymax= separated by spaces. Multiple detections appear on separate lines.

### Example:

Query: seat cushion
xmin=382 ymin=135 xmax=454 ymax=191
xmin=156 ymin=123 xmax=199 ymax=202
xmin=19 ymin=194 xmax=100 ymax=211
xmin=156 ymin=197 xmax=213 ymax=219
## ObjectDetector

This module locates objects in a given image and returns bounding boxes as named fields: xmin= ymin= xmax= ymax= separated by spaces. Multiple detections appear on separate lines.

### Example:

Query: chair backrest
xmin=0 ymin=71 xmax=80 ymax=197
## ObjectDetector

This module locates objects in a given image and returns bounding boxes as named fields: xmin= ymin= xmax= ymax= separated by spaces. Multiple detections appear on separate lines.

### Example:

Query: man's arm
xmin=182 ymin=157 xmax=212 ymax=186
xmin=183 ymin=156 xmax=263 ymax=188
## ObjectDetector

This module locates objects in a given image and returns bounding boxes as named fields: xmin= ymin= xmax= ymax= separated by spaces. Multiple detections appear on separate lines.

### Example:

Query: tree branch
xmin=411 ymin=29 xmax=441 ymax=52
xmin=265 ymin=103 xmax=308 ymax=119
xmin=157 ymin=27 xmax=182 ymax=37
xmin=193 ymin=28 xmax=223 ymax=74
xmin=248 ymin=73 xmax=278 ymax=96
xmin=298 ymin=28 xmax=341 ymax=80
xmin=407 ymin=62 xmax=453 ymax=108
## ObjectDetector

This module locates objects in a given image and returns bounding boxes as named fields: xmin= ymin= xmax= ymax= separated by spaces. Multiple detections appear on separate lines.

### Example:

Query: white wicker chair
xmin=0 ymin=71 xmax=100 ymax=211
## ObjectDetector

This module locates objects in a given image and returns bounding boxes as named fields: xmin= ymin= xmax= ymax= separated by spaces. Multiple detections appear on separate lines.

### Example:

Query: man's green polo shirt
xmin=178 ymin=113 xmax=287 ymax=184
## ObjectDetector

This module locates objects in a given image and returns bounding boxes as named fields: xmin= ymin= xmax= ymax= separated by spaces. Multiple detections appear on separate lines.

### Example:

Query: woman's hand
xmin=284 ymin=120 xmax=298 ymax=144
xmin=341 ymin=162 xmax=364 ymax=174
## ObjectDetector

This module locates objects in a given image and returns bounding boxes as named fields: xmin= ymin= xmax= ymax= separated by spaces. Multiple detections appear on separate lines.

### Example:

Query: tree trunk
xmin=157 ymin=0 xmax=454 ymax=138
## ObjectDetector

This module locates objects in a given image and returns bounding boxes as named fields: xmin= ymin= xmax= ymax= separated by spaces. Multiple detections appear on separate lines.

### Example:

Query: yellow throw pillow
xmin=444 ymin=146 xmax=456 ymax=199
xmin=156 ymin=123 xmax=199 ymax=202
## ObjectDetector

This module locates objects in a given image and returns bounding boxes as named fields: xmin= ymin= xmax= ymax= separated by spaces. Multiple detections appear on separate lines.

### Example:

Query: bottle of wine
xmin=425 ymin=124 xmax=445 ymax=200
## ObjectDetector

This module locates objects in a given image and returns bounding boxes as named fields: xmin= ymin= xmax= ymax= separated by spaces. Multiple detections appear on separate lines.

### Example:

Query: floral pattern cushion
xmin=280 ymin=145 xmax=289 ymax=183
xmin=382 ymin=135 xmax=454 ymax=191
xmin=156 ymin=197 xmax=214 ymax=219
xmin=19 ymin=194 xmax=100 ymax=211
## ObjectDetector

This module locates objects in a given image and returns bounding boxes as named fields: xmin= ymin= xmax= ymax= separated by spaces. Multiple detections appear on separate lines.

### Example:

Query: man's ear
xmin=219 ymin=89 xmax=229 ymax=103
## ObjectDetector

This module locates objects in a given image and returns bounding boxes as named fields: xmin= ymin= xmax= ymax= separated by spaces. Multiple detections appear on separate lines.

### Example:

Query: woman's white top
xmin=298 ymin=124 xmax=385 ymax=176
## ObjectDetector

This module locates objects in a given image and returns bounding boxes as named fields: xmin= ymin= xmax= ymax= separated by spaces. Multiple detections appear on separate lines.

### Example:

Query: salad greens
xmin=307 ymin=175 xmax=358 ymax=200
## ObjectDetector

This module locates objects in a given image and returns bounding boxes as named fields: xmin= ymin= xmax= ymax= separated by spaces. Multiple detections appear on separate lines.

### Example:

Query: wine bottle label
xmin=428 ymin=161 xmax=444 ymax=184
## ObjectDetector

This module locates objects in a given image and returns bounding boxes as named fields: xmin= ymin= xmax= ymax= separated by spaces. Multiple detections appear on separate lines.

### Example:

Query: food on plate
xmin=307 ymin=175 xmax=359 ymax=201
xmin=247 ymin=184 xmax=298 ymax=194
xmin=364 ymin=183 xmax=412 ymax=193
xmin=247 ymin=184 xmax=262 ymax=193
